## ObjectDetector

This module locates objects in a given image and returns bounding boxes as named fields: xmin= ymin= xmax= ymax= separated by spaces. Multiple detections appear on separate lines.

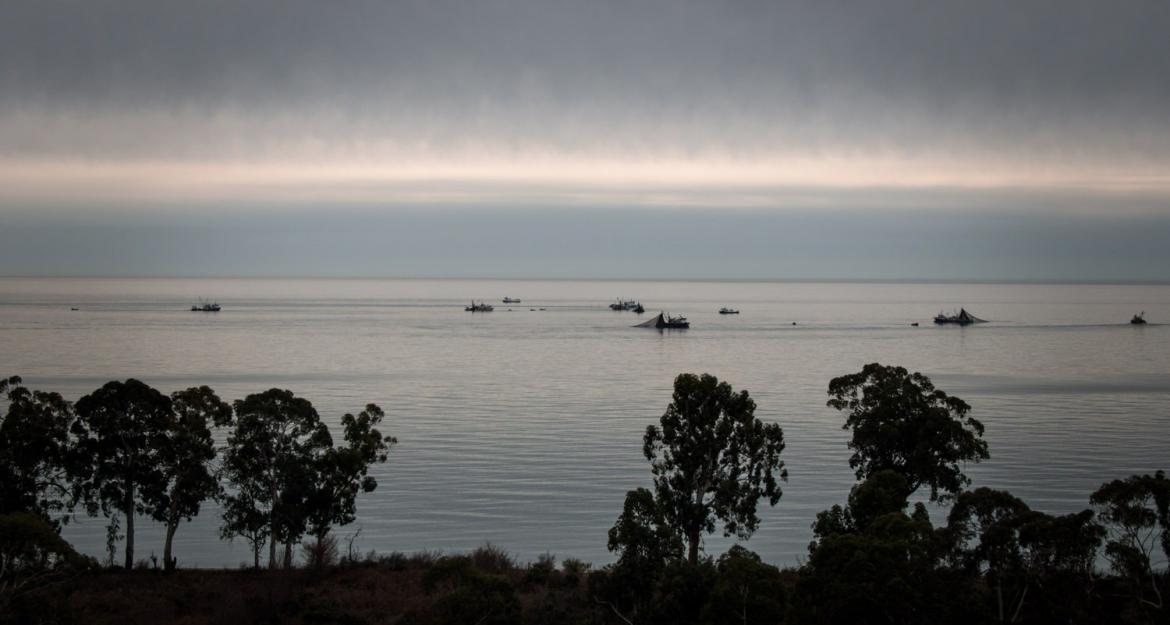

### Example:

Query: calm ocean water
xmin=1 ymin=277 xmax=1168 ymax=568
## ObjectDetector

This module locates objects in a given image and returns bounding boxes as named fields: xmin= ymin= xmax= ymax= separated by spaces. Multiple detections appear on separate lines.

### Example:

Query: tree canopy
xmin=827 ymin=363 xmax=989 ymax=500
xmin=0 ymin=377 xmax=75 ymax=526
xmin=643 ymin=373 xmax=787 ymax=564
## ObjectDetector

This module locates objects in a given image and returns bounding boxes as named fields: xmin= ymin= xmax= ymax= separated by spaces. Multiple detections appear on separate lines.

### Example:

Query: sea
xmin=1 ymin=277 xmax=1168 ymax=569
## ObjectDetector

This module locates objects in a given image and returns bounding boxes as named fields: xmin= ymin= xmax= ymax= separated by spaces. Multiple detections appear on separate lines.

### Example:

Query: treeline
xmin=0 ymin=376 xmax=394 ymax=575
xmin=3 ymin=366 xmax=1170 ymax=624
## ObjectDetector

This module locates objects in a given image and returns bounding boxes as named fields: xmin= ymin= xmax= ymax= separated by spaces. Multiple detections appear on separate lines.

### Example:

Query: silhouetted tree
xmin=220 ymin=388 xmax=331 ymax=569
xmin=827 ymin=363 xmax=988 ymax=500
xmin=793 ymin=479 xmax=964 ymax=625
xmin=599 ymin=487 xmax=684 ymax=619
xmin=643 ymin=373 xmax=787 ymax=565
xmin=0 ymin=377 xmax=75 ymax=526
xmin=219 ymin=488 xmax=268 ymax=569
xmin=145 ymin=386 xmax=232 ymax=571
xmin=946 ymin=488 xmax=1032 ymax=623
xmin=70 ymin=379 xmax=172 ymax=569
xmin=304 ymin=404 xmax=393 ymax=550
xmin=1091 ymin=471 xmax=1170 ymax=611
xmin=699 ymin=545 xmax=786 ymax=625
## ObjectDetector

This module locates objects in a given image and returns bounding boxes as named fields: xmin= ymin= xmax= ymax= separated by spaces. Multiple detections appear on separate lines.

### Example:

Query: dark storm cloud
xmin=2 ymin=0 xmax=1169 ymax=160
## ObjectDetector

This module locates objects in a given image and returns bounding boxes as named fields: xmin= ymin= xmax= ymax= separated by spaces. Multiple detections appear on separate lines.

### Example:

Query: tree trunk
xmin=124 ymin=485 xmax=135 ymax=570
xmin=253 ymin=541 xmax=261 ymax=570
xmin=283 ymin=542 xmax=293 ymax=569
xmin=164 ymin=495 xmax=179 ymax=572
xmin=687 ymin=529 xmax=700 ymax=566
xmin=163 ymin=523 xmax=178 ymax=572
xmin=268 ymin=479 xmax=279 ymax=570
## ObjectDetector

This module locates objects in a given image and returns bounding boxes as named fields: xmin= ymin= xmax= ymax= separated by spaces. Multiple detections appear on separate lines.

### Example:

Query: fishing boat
xmin=633 ymin=303 xmax=645 ymax=314
xmin=190 ymin=299 xmax=221 ymax=312
xmin=465 ymin=301 xmax=494 ymax=312
xmin=609 ymin=299 xmax=642 ymax=311
xmin=1131 ymin=312 xmax=1147 ymax=325
xmin=933 ymin=308 xmax=984 ymax=326
xmin=718 ymin=307 xmax=740 ymax=315
xmin=636 ymin=312 xmax=689 ymax=329
xmin=502 ymin=297 xmax=521 ymax=303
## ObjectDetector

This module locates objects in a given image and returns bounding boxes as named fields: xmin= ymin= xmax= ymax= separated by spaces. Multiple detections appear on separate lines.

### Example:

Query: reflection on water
xmin=1 ymin=278 xmax=1168 ymax=567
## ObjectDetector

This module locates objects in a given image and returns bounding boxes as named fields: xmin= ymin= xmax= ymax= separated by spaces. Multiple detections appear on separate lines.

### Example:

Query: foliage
xmin=423 ymin=555 xmax=521 ymax=625
xmin=1091 ymin=471 xmax=1170 ymax=611
xmin=146 ymin=385 xmax=233 ymax=571
xmin=643 ymin=373 xmax=787 ymax=564
xmin=305 ymin=404 xmax=394 ymax=541
xmin=70 ymin=378 xmax=173 ymax=569
xmin=220 ymin=388 xmax=332 ymax=569
xmin=0 ymin=512 xmax=91 ymax=596
xmin=827 ymin=363 xmax=988 ymax=500
xmin=0 ymin=376 xmax=75 ymax=526
xmin=699 ymin=545 xmax=786 ymax=625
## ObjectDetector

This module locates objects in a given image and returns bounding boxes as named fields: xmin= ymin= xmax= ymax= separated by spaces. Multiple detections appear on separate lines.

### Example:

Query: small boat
xmin=465 ymin=301 xmax=494 ymax=312
xmin=503 ymin=297 xmax=521 ymax=304
xmin=633 ymin=303 xmax=645 ymax=314
xmin=610 ymin=299 xmax=642 ymax=311
xmin=70 ymin=307 xmax=80 ymax=311
xmin=718 ymin=307 xmax=740 ymax=315
xmin=933 ymin=308 xmax=984 ymax=326
xmin=911 ymin=322 xmax=919 ymax=327
xmin=190 ymin=299 xmax=221 ymax=312
xmin=636 ymin=312 xmax=689 ymax=329
xmin=1131 ymin=312 xmax=1147 ymax=325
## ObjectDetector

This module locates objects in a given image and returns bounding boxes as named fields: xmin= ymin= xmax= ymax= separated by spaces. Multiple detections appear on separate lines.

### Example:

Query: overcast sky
xmin=2 ymin=0 xmax=1168 ymax=280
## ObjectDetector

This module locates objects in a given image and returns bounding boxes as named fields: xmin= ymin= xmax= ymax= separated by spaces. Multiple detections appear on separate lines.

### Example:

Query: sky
xmin=1 ymin=0 xmax=1169 ymax=280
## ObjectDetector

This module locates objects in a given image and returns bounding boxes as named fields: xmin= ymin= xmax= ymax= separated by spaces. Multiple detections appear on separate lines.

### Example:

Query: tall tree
xmin=304 ymin=404 xmax=394 ymax=545
xmin=70 ymin=379 xmax=172 ymax=569
xmin=0 ymin=376 xmax=75 ymax=526
xmin=145 ymin=386 xmax=233 ymax=571
xmin=827 ymin=363 xmax=989 ymax=500
xmin=220 ymin=388 xmax=330 ymax=569
xmin=643 ymin=373 xmax=787 ymax=564
xmin=1090 ymin=471 xmax=1170 ymax=610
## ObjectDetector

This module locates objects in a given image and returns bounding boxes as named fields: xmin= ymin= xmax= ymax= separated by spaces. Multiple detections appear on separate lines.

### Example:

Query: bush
xmin=302 ymin=534 xmax=340 ymax=569
xmin=0 ymin=512 xmax=91 ymax=594
xmin=471 ymin=543 xmax=515 ymax=574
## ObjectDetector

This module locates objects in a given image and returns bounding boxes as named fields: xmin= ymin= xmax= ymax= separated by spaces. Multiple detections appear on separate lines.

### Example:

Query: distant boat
xmin=191 ymin=299 xmax=221 ymax=312
xmin=610 ymin=299 xmax=642 ymax=311
xmin=503 ymin=297 xmax=521 ymax=303
xmin=933 ymin=308 xmax=984 ymax=326
xmin=636 ymin=312 xmax=689 ymax=329
xmin=465 ymin=301 xmax=494 ymax=312
xmin=718 ymin=307 xmax=740 ymax=315
xmin=633 ymin=303 xmax=645 ymax=314
xmin=1131 ymin=312 xmax=1147 ymax=325
xmin=70 ymin=307 xmax=79 ymax=311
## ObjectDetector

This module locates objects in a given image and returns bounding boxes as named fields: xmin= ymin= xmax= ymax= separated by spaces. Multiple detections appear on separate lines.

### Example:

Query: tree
xmin=220 ymin=388 xmax=332 ymax=569
xmin=1090 ymin=471 xmax=1170 ymax=611
xmin=70 ymin=379 xmax=172 ymax=569
xmin=600 ymin=488 xmax=685 ymax=619
xmin=827 ymin=363 xmax=989 ymax=501
xmin=945 ymin=488 xmax=1032 ymax=623
xmin=304 ymin=404 xmax=394 ymax=551
xmin=145 ymin=386 xmax=232 ymax=571
xmin=699 ymin=545 xmax=786 ymax=625
xmin=643 ymin=373 xmax=787 ymax=565
xmin=0 ymin=377 xmax=75 ymax=526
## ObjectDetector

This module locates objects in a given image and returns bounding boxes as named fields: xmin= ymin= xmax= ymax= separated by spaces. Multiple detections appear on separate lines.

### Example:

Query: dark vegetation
xmin=1 ymin=367 xmax=1168 ymax=624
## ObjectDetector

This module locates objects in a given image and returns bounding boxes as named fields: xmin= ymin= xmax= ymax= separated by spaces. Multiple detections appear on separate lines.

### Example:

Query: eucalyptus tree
xmin=304 ymin=404 xmax=394 ymax=548
xmin=1091 ymin=471 xmax=1170 ymax=610
xmin=146 ymin=386 xmax=233 ymax=571
xmin=643 ymin=373 xmax=787 ymax=565
xmin=70 ymin=379 xmax=172 ymax=569
xmin=220 ymin=388 xmax=331 ymax=569
xmin=827 ymin=363 xmax=989 ymax=501
xmin=0 ymin=376 xmax=76 ymax=526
